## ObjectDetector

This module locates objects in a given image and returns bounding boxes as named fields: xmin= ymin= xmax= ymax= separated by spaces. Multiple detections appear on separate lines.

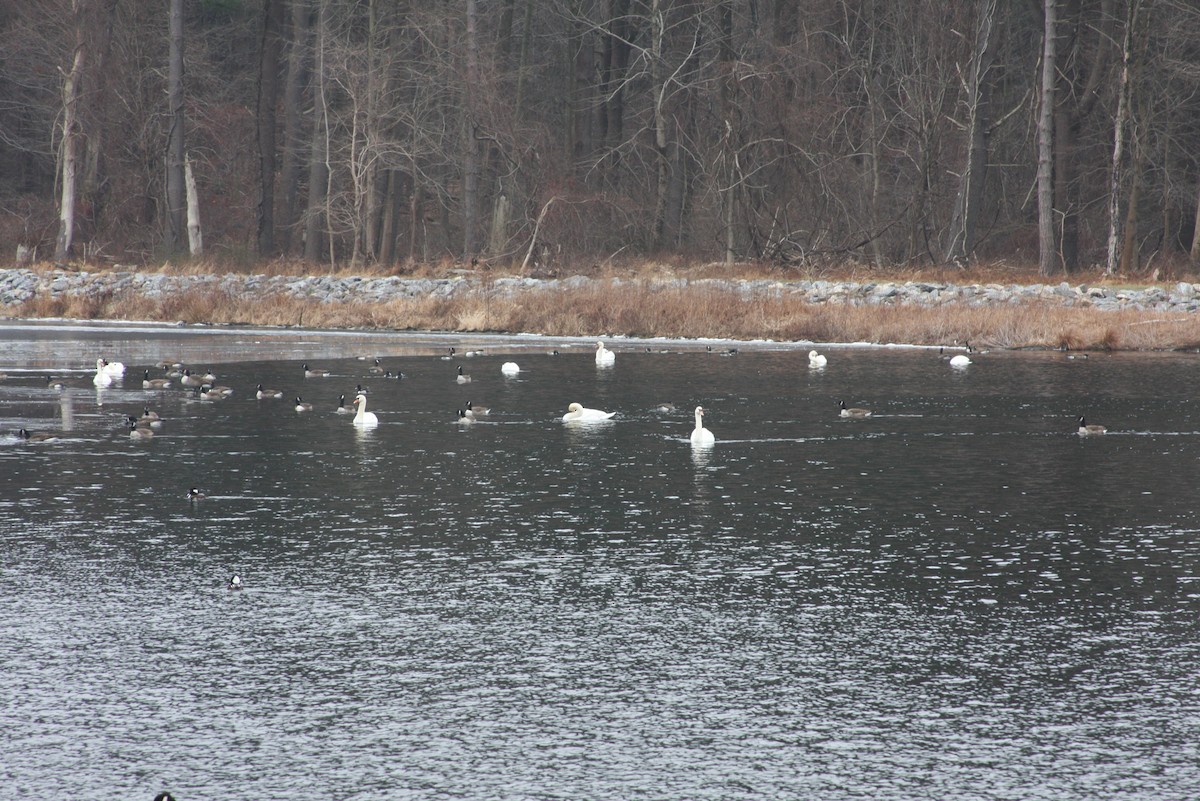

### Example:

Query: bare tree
xmin=1037 ymin=0 xmax=1058 ymax=276
xmin=256 ymin=0 xmax=286 ymax=256
xmin=164 ymin=0 xmax=187 ymax=254
xmin=54 ymin=0 xmax=88 ymax=262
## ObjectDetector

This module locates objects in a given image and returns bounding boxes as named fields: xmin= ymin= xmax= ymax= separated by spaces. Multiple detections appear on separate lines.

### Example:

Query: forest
xmin=2 ymin=0 xmax=1199 ymax=277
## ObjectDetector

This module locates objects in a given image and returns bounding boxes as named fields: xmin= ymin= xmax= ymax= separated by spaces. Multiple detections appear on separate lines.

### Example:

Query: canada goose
xmin=200 ymin=369 xmax=217 ymax=383
xmin=1077 ymin=416 xmax=1106 ymax=436
xmin=335 ymin=394 xmax=351 ymax=414
xmin=45 ymin=375 xmax=65 ymax=390
xmin=655 ymin=402 xmax=677 ymax=413
xmin=456 ymin=366 xmax=472 ymax=384
xmin=143 ymin=370 xmax=171 ymax=389
xmin=228 ymin=574 xmax=243 ymax=591
xmin=352 ymin=393 xmax=379 ymax=427
xmin=295 ymin=396 xmax=313 ymax=412
xmin=186 ymin=487 xmax=206 ymax=501
xmin=440 ymin=347 xmax=456 ymax=360
xmin=464 ymin=349 xmax=484 ymax=357
xmin=466 ymin=400 xmax=489 ymax=416
xmin=179 ymin=369 xmax=203 ymax=388
xmin=501 ymin=361 xmax=520 ymax=375
xmin=256 ymin=383 xmax=283 ymax=399
xmin=368 ymin=358 xmax=385 ymax=374
xmin=139 ymin=409 xmax=164 ymax=428
xmin=155 ymin=359 xmax=182 ymax=370
xmin=595 ymin=341 xmax=616 ymax=365
xmin=303 ymin=363 xmax=330 ymax=378
xmin=127 ymin=419 xmax=154 ymax=439
xmin=691 ymin=406 xmax=716 ymax=447
xmin=839 ymin=400 xmax=872 ymax=419
xmin=93 ymin=358 xmax=113 ymax=387
xmin=197 ymin=384 xmax=231 ymax=401
xmin=18 ymin=428 xmax=59 ymax=443
xmin=562 ymin=402 xmax=616 ymax=422
xmin=809 ymin=350 xmax=828 ymax=368
xmin=383 ymin=370 xmax=404 ymax=379
xmin=154 ymin=793 xmax=176 ymax=801
xmin=457 ymin=409 xmax=475 ymax=424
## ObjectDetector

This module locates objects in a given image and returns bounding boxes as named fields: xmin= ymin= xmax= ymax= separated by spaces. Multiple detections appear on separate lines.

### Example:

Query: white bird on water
xmin=808 ymin=350 xmax=827 ymax=368
xmin=690 ymin=406 xmax=715 ymax=447
xmin=501 ymin=361 xmax=520 ymax=376
xmin=595 ymin=341 xmax=616 ymax=365
xmin=562 ymin=402 xmax=615 ymax=422
xmin=352 ymin=393 xmax=379 ymax=428
xmin=93 ymin=358 xmax=113 ymax=387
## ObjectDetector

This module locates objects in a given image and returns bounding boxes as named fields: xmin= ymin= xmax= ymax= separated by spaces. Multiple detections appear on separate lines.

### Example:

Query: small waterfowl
xmin=303 ymin=363 xmax=330 ymax=378
xmin=383 ymin=370 xmax=404 ymax=379
xmin=562 ymin=402 xmax=616 ymax=422
xmin=127 ymin=419 xmax=154 ymax=439
xmin=501 ymin=361 xmax=520 ymax=376
xmin=93 ymin=358 xmax=113 ymax=387
xmin=143 ymin=370 xmax=172 ymax=389
xmin=595 ymin=341 xmax=616 ymax=365
xmin=690 ymin=406 xmax=716 ymax=447
xmin=295 ymin=396 xmax=313 ymax=412
xmin=186 ymin=487 xmax=206 ymax=501
xmin=655 ymin=402 xmax=677 ymax=413
xmin=839 ymin=400 xmax=872 ymax=419
xmin=18 ymin=428 xmax=59 ymax=443
xmin=334 ymin=394 xmax=351 ymax=414
xmin=808 ymin=350 xmax=828 ymax=368
xmin=256 ymin=383 xmax=283 ymax=399
xmin=466 ymin=400 xmax=489 ymax=416
xmin=352 ymin=393 xmax=379 ymax=427
xmin=1077 ymin=416 xmax=1106 ymax=436
xmin=228 ymin=574 xmax=243 ymax=591
xmin=456 ymin=366 xmax=472 ymax=384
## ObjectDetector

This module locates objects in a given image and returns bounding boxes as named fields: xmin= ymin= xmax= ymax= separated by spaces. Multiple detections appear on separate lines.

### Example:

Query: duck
xmin=18 ymin=428 xmax=59 ymax=443
xmin=595 ymin=341 xmax=616 ymax=365
xmin=256 ymin=383 xmax=283 ymax=399
xmin=690 ymin=406 xmax=716 ymax=447
xmin=501 ymin=361 xmax=520 ymax=376
xmin=100 ymin=358 xmax=125 ymax=377
xmin=294 ymin=396 xmax=313 ymax=412
xmin=808 ymin=350 xmax=828 ymax=368
xmin=142 ymin=370 xmax=172 ymax=389
xmin=127 ymin=419 xmax=154 ymax=439
xmin=352 ymin=393 xmax=379 ymax=427
xmin=562 ymin=402 xmax=616 ymax=422
xmin=92 ymin=358 xmax=113 ymax=387
xmin=186 ymin=487 xmax=206 ymax=501
xmin=1077 ymin=416 xmax=1106 ymax=436
xmin=303 ymin=363 xmax=330 ymax=378
xmin=465 ymin=400 xmax=489 ymax=416
xmin=839 ymin=400 xmax=872 ymax=419
xmin=228 ymin=574 xmax=243 ymax=591
xmin=456 ymin=366 xmax=472 ymax=384
xmin=334 ymin=394 xmax=351 ymax=414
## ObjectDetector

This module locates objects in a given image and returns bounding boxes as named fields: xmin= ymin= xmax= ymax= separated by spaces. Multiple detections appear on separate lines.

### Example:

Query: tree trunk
xmin=462 ymin=0 xmax=480 ymax=258
xmin=164 ymin=0 xmax=187 ymax=254
xmin=945 ymin=0 xmax=998 ymax=265
xmin=303 ymin=0 xmax=329 ymax=263
xmin=1106 ymin=0 xmax=1141 ymax=275
xmin=280 ymin=0 xmax=313 ymax=255
xmin=1190 ymin=175 xmax=1200 ymax=264
xmin=1037 ymin=0 xmax=1058 ymax=277
xmin=54 ymin=0 xmax=87 ymax=263
xmin=255 ymin=0 xmax=285 ymax=256
xmin=185 ymin=152 xmax=203 ymax=256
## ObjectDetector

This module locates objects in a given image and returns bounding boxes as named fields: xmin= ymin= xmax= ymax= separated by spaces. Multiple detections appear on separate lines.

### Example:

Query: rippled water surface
xmin=2 ymin=322 xmax=1199 ymax=799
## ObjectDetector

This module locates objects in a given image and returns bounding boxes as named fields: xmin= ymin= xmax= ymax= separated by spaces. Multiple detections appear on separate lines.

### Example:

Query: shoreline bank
xmin=3 ymin=267 xmax=1199 ymax=351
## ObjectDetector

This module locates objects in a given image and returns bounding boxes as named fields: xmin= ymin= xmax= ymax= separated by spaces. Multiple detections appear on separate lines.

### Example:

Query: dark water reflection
xmin=1 ymin=325 xmax=1198 ymax=799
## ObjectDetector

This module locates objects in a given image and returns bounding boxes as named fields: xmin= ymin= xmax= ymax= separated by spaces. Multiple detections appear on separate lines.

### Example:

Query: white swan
xmin=562 ymin=402 xmax=615 ymax=422
xmin=690 ymin=406 xmax=715 ymax=447
xmin=808 ymin=350 xmax=827 ymax=368
xmin=352 ymin=393 xmax=379 ymax=427
xmin=93 ymin=358 xmax=112 ymax=387
xmin=100 ymin=358 xmax=125 ymax=377
xmin=949 ymin=353 xmax=971 ymax=367
xmin=1077 ymin=415 xmax=1106 ymax=436
xmin=501 ymin=361 xmax=520 ymax=376
xmin=595 ymin=341 xmax=616 ymax=365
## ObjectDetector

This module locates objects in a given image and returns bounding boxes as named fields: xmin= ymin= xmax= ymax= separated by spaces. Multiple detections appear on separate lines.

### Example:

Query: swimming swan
xmin=808 ymin=350 xmax=827 ymax=368
xmin=691 ymin=406 xmax=716 ymax=447
xmin=562 ymin=402 xmax=615 ymax=422
xmin=595 ymin=341 xmax=616 ymax=365
xmin=100 ymin=358 xmax=125 ymax=377
xmin=839 ymin=400 xmax=872 ymax=419
xmin=501 ymin=361 xmax=520 ymax=375
xmin=93 ymin=358 xmax=113 ymax=387
xmin=949 ymin=353 xmax=971 ymax=367
xmin=352 ymin=393 xmax=379 ymax=427
xmin=1077 ymin=416 xmax=1106 ymax=436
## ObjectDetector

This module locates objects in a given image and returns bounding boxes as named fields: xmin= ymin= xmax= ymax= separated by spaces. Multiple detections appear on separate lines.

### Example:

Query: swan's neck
xmin=355 ymin=398 xmax=366 ymax=421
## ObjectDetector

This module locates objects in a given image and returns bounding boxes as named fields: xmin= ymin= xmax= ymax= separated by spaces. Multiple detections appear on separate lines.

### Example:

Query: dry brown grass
xmin=8 ymin=260 xmax=1200 ymax=350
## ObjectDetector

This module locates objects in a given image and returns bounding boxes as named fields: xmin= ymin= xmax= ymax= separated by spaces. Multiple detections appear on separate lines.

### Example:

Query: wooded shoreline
xmin=4 ymin=263 xmax=1200 ymax=352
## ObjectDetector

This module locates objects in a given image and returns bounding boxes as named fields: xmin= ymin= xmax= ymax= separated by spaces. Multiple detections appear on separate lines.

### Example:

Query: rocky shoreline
xmin=3 ymin=268 xmax=1200 ymax=314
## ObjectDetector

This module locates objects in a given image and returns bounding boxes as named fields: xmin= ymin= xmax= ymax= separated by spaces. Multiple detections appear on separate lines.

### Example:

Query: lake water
xmin=2 ymin=321 xmax=1198 ymax=800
